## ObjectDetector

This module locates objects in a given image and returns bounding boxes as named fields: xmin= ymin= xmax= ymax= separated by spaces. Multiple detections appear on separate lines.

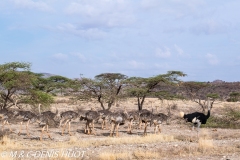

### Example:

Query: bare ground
xmin=1 ymin=98 xmax=240 ymax=160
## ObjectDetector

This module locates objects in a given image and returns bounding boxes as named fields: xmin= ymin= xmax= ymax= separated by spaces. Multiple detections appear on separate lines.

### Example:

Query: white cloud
xmin=103 ymin=62 xmax=114 ymax=67
xmin=71 ymin=53 xmax=87 ymax=62
xmin=64 ymin=0 xmax=135 ymax=28
xmin=140 ymin=0 xmax=160 ymax=9
xmin=174 ymin=44 xmax=184 ymax=55
xmin=52 ymin=53 xmax=68 ymax=61
xmin=12 ymin=0 xmax=53 ymax=12
xmin=65 ymin=0 xmax=129 ymax=16
xmin=109 ymin=52 xmax=122 ymax=60
xmin=206 ymin=54 xmax=219 ymax=65
xmin=65 ymin=2 xmax=97 ymax=16
xmin=171 ymin=0 xmax=205 ymax=9
xmin=190 ymin=20 xmax=230 ymax=35
xmin=155 ymin=47 xmax=171 ymax=58
xmin=154 ymin=63 xmax=170 ymax=69
xmin=140 ymin=0 xmax=205 ymax=19
xmin=56 ymin=23 xmax=106 ymax=39
xmin=128 ymin=60 xmax=145 ymax=69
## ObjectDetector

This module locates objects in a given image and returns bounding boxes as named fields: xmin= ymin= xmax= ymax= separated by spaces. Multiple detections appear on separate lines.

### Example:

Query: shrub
xmin=203 ymin=107 xmax=240 ymax=129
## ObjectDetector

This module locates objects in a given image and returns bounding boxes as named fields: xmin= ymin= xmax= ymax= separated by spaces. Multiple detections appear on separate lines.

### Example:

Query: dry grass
xmin=0 ymin=134 xmax=174 ymax=151
xmin=1 ymin=130 xmax=240 ymax=160
xmin=0 ymin=136 xmax=21 ymax=160
xmin=97 ymin=140 xmax=232 ymax=160
xmin=65 ymin=134 xmax=174 ymax=148
xmin=98 ymin=150 xmax=162 ymax=160
xmin=98 ymin=152 xmax=131 ymax=160
xmin=0 ymin=134 xmax=175 ymax=160
xmin=1 ymin=99 xmax=240 ymax=159
xmin=0 ymin=136 xmax=21 ymax=151
xmin=96 ymin=130 xmax=238 ymax=160
xmin=133 ymin=150 xmax=160 ymax=159
xmin=198 ymin=138 xmax=214 ymax=155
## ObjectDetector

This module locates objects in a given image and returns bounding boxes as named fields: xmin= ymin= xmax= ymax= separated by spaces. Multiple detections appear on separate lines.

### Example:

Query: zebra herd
xmin=0 ymin=106 xmax=172 ymax=141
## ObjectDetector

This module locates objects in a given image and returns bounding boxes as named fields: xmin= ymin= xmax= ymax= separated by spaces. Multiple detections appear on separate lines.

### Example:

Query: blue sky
xmin=0 ymin=0 xmax=240 ymax=82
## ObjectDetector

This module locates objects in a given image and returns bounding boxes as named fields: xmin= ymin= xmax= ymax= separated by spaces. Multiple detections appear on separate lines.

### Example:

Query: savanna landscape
xmin=1 ymin=0 xmax=240 ymax=160
xmin=1 ymin=62 xmax=240 ymax=160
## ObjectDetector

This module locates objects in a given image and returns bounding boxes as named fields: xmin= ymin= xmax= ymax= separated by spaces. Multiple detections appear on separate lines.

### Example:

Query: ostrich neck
xmin=206 ymin=110 xmax=210 ymax=119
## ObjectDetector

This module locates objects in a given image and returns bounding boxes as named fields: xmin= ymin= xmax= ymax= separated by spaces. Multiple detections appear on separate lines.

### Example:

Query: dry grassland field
xmin=1 ymin=97 xmax=240 ymax=160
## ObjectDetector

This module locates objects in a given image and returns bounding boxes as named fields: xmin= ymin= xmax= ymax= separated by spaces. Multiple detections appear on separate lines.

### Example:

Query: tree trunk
xmin=107 ymin=101 xmax=113 ymax=110
xmin=100 ymin=101 xmax=105 ymax=110
xmin=137 ymin=96 xmax=146 ymax=111
xmin=137 ymin=97 xmax=142 ymax=110
xmin=98 ymin=95 xmax=106 ymax=110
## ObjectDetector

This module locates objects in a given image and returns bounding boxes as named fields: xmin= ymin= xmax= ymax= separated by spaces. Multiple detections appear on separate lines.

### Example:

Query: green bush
xmin=203 ymin=116 xmax=238 ymax=129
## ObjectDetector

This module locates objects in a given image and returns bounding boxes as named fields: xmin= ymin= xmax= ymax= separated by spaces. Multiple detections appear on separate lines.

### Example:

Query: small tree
xmin=125 ymin=71 xmax=186 ymax=110
xmin=23 ymin=90 xmax=54 ymax=112
xmin=73 ymin=73 xmax=127 ymax=110
xmin=0 ymin=62 xmax=54 ymax=110
xmin=180 ymin=81 xmax=220 ymax=112
xmin=0 ymin=62 xmax=33 ymax=109
xmin=32 ymin=74 xmax=72 ymax=95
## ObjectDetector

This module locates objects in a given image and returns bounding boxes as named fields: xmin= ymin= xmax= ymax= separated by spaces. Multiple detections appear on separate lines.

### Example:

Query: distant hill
xmin=212 ymin=79 xmax=225 ymax=84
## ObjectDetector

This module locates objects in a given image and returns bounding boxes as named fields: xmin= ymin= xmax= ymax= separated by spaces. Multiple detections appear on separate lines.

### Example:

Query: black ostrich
xmin=179 ymin=107 xmax=211 ymax=137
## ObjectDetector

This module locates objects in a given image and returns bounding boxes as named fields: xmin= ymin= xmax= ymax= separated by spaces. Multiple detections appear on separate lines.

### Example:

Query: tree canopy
xmin=71 ymin=73 xmax=127 ymax=110
xmin=125 ymin=71 xmax=186 ymax=110
xmin=180 ymin=81 xmax=220 ymax=111
xmin=0 ymin=62 xmax=54 ymax=110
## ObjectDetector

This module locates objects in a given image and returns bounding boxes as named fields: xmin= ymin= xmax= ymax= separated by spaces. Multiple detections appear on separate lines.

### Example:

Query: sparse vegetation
xmin=226 ymin=106 xmax=240 ymax=120
xmin=227 ymin=92 xmax=240 ymax=102
xmin=203 ymin=106 xmax=240 ymax=129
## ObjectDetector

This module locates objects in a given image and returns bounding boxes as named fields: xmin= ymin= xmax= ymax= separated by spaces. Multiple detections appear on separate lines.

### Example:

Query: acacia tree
xmin=125 ymin=71 xmax=186 ymax=110
xmin=0 ymin=62 xmax=33 ymax=109
xmin=22 ymin=90 xmax=54 ymax=112
xmin=0 ymin=62 xmax=53 ymax=110
xmin=180 ymin=81 xmax=220 ymax=112
xmin=74 ymin=73 xmax=127 ymax=110
xmin=32 ymin=74 xmax=72 ymax=95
